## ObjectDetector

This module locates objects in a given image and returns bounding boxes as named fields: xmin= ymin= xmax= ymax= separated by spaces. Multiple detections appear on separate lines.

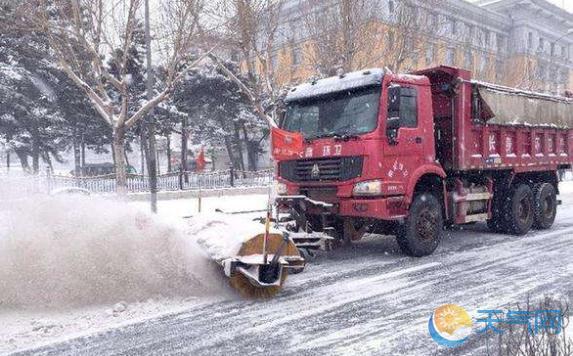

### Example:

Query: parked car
xmin=70 ymin=163 xmax=137 ymax=177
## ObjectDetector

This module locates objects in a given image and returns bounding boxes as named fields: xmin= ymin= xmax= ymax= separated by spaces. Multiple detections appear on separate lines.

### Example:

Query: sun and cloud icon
xmin=429 ymin=304 xmax=473 ymax=348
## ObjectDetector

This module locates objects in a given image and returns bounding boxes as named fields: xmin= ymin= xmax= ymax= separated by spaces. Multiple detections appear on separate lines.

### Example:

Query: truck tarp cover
xmin=476 ymin=82 xmax=573 ymax=128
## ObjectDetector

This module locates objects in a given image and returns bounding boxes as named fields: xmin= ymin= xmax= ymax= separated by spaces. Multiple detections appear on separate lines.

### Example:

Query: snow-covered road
xmin=5 ymin=185 xmax=573 ymax=356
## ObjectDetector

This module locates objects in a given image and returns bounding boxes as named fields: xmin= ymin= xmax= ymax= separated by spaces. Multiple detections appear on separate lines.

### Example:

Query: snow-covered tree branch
xmin=17 ymin=0 xmax=206 ymax=193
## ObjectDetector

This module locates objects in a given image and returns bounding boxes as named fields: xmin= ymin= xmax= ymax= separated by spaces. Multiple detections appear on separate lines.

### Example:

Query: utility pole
xmin=181 ymin=115 xmax=188 ymax=183
xmin=5 ymin=135 xmax=10 ymax=172
xmin=145 ymin=0 xmax=158 ymax=213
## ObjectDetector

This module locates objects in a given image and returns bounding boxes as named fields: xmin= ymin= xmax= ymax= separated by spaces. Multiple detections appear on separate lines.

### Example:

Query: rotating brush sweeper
xmin=189 ymin=210 xmax=304 ymax=298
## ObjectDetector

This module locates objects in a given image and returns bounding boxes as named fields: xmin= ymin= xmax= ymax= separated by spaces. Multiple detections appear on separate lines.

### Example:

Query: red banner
xmin=196 ymin=147 xmax=206 ymax=171
xmin=271 ymin=127 xmax=304 ymax=160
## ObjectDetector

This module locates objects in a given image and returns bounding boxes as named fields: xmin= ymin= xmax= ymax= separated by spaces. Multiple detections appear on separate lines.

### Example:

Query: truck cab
xmin=276 ymin=66 xmax=571 ymax=257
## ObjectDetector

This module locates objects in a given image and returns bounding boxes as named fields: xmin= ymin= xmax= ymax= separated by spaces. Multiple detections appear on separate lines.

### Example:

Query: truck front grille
xmin=300 ymin=186 xmax=338 ymax=203
xmin=279 ymin=156 xmax=363 ymax=182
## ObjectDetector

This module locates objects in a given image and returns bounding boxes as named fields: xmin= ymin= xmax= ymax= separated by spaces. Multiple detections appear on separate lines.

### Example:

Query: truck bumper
xmin=339 ymin=196 xmax=407 ymax=220
xmin=277 ymin=195 xmax=407 ymax=221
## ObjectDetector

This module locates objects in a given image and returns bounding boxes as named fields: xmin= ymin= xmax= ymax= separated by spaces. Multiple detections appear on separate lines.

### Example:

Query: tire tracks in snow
xmin=15 ymin=220 xmax=573 ymax=356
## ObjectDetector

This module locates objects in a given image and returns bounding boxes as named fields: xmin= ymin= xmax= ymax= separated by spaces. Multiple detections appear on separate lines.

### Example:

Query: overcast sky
xmin=466 ymin=0 xmax=572 ymax=13
xmin=546 ymin=0 xmax=573 ymax=13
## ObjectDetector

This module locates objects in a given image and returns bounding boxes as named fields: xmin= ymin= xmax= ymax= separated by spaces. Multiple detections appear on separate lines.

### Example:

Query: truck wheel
xmin=396 ymin=193 xmax=443 ymax=257
xmin=502 ymin=184 xmax=534 ymax=235
xmin=532 ymin=183 xmax=557 ymax=230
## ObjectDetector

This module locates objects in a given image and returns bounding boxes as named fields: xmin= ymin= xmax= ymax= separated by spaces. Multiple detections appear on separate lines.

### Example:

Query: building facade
xmin=263 ymin=0 xmax=573 ymax=94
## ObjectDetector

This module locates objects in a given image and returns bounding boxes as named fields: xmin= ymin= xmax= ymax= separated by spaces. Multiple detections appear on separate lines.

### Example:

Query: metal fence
xmin=1 ymin=167 xmax=571 ymax=196
xmin=0 ymin=168 xmax=274 ymax=195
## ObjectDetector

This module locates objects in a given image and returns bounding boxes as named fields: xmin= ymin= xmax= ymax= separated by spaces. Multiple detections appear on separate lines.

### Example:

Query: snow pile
xmin=0 ymin=195 xmax=225 ymax=308
xmin=185 ymin=213 xmax=276 ymax=262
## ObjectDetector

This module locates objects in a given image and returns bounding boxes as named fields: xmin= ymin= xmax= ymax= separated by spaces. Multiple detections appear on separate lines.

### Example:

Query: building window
xmin=387 ymin=31 xmax=395 ymax=50
xmin=230 ymin=50 xmax=240 ymax=62
xmin=288 ymin=20 xmax=300 ymax=42
xmin=389 ymin=0 xmax=395 ymax=14
xmin=484 ymin=30 xmax=491 ymax=46
xmin=429 ymin=12 xmax=437 ymax=28
xmin=411 ymin=54 xmax=419 ymax=70
xmin=466 ymin=24 xmax=474 ymax=43
xmin=479 ymin=52 xmax=488 ymax=75
xmin=408 ymin=5 xmax=419 ymax=25
xmin=495 ymin=59 xmax=504 ymax=81
xmin=464 ymin=49 xmax=473 ymax=69
xmin=405 ymin=36 xmax=414 ymax=51
xmin=497 ymin=35 xmax=506 ymax=53
xmin=537 ymin=62 xmax=546 ymax=81
xmin=561 ymin=46 xmax=567 ymax=59
xmin=249 ymin=57 xmax=256 ymax=72
xmin=551 ymin=42 xmax=556 ymax=57
xmin=292 ymin=47 xmax=302 ymax=66
xmin=271 ymin=53 xmax=278 ymax=70
xmin=562 ymin=69 xmax=569 ymax=86
xmin=451 ymin=18 xmax=458 ymax=35
xmin=538 ymin=38 xmax=545 ymax=53
xmin=549 ymin=65 xmax=559 ymax=83
xmin=558 ymin=67 xmax=565 ymax=85
xmin=446 ymin=48 xmax=455 ymax=65
xmin=426 ymin=44 xmax=435 ymax=65
xmin=527 ymin=32 xmax=533 ymax=49
xmin=476 ymin=28 xmax=483 ymax=45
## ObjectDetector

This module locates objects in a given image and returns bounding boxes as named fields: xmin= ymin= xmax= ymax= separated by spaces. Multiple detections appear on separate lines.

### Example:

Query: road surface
xmin=8 ymin=188 xmax=573 ymax=356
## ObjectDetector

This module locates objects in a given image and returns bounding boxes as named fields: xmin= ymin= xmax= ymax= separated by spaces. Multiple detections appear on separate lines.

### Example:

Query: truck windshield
xmin=282 ymin=86 xmax=381 ymax=140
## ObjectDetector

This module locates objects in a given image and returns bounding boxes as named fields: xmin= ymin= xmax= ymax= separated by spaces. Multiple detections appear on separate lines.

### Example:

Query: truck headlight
xmin=275 ymin=181 xmax=288 ymax=195
xmin=353 ymin=180 xmax=383 ymax=197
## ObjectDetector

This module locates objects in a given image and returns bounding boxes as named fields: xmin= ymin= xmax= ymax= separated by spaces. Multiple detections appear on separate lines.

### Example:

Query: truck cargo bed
xmin=416 ymin=66 xmax=573 ymax=172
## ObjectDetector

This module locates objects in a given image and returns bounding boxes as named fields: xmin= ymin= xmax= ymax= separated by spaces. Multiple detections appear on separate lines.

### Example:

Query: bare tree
xmin=298 ymin=0 xmax=447 ymax=75
xmin=217 ymin=0 xmax=285 ymax=118
xmin=207 ymin=0 xmax=285 ymax=169
xmin=486 ymin=296 xmax=572 ymax=356
xmin=18 ymin=0 xmax=206 ymax=193
xmin=381 ymin=0 xmax=448 ymax=72
xmin=299 ymin=0 xmax=378 ymax=76
xmin=505 ymin=57 xmax=540 ymax=91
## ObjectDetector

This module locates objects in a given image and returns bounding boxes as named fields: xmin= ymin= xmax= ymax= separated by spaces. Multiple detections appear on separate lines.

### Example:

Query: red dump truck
xmin=275 ymin=66 xmax=573 ymax=257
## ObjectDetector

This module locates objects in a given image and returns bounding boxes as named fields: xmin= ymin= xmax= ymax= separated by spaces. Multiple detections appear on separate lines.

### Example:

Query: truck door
xmin=382 ymin=83 xmax=429 ymax=184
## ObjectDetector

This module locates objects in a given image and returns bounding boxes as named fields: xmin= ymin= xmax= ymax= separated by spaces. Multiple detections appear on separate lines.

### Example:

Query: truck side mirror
xmin=386 ymin=116 xmax=400 ymax=130
xmin=388 ymin=86 xmax=401 ymax=115
xmin=387 ymin=86 xmax=401 ymax=144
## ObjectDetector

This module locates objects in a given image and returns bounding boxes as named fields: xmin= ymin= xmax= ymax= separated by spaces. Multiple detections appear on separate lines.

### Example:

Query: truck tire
xmin=396 ymin=193 xmax=443 ymax=257
xmin=532 ymin=183 xmax=557 ymax=230
xmin=502 ymin=184 xmax=534 ymax=235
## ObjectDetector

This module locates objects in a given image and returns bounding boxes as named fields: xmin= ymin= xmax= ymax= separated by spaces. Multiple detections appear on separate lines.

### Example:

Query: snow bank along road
xmin=9 ymin=184 xmax=573 ymax=356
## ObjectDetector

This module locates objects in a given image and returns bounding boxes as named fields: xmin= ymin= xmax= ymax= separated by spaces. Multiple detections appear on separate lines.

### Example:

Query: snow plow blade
xmin=223 ymin=233 xmax=303 ymax=298
xmin=189 ymin=214 xmax=304 ymax=298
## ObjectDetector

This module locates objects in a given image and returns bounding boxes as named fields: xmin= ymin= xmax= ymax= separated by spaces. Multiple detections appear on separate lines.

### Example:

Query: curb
xmin=126 ymin=186 xmax=271 ymax=201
